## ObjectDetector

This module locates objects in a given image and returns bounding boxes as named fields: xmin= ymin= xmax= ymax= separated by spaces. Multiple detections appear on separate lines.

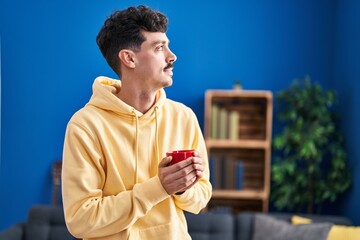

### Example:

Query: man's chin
xmin=163 ymin=79 xmax=173 ymax=88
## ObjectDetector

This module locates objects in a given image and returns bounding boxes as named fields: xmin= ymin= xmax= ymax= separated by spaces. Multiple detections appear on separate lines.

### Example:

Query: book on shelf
xmin=235 ymin=161 xmax=244 ymax=190
xmin=209 ymin=154 xmax=245 ymax=191
xmin=219 ymin=108 xmax=228 ymax=139
xmin=211 ymin=104 xmax=219 ymax=138
xmin=224 ymin=157 xmax=236 ymax=189
xmin=210 ymin=104 xmax=240 ymax=140
xmin=209 ymin=154 xmax=223 ymax=189
xmin=229 ymin=110 xmax=240 ymax=140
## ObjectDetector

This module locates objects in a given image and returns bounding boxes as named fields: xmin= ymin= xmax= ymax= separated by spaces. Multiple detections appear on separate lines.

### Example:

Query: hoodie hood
xmin=88 ymin=76 xmax=167 ymax=117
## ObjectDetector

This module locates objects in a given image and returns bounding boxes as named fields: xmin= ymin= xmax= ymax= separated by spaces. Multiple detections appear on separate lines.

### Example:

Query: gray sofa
xmin=0 ymin=205 xmax=352 ymax=240
xmin=186 ymin=211 xmax=352 ymax=240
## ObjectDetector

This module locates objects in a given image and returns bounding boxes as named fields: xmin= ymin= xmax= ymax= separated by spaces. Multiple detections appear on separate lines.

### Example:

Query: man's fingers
xmin=158 ymin=151 xmax=205 ymax=195
xmin=159 ymin=156 xmax=172 ymax=168
xmin=192 ymin=150 xmax=201 ymax=158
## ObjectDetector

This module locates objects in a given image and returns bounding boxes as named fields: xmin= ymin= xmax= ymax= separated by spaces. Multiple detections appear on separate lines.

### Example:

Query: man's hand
xmin=158 ymin=151 xmax=205 ymax=195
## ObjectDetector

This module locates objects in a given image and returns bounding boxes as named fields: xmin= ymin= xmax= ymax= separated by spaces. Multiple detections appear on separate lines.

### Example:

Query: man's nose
xmin=167 ymin=49 xmax=177 ymax=63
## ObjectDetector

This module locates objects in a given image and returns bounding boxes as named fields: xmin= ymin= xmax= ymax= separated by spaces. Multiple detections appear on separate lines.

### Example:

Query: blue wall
xmin=1 ymin=0 xmax=359 ymax=230
xmin=333 ymin=0 xmax=360 ymax=225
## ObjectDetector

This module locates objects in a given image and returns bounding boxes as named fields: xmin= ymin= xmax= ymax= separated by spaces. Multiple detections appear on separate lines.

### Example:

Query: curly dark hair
xmin=96 ymin=5 xmax=168 ymax=76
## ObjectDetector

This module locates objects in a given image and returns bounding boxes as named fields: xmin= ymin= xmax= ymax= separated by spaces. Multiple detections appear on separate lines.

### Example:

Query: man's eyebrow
xmin=152 ymin=40 xmax=169 ymax=46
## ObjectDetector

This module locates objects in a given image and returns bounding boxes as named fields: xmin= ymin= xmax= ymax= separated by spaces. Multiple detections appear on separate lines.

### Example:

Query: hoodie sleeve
xmin=172 ymin=110 xmax=212 ymax=213
xmin=62 ymin=121 xmax=170 ymax=239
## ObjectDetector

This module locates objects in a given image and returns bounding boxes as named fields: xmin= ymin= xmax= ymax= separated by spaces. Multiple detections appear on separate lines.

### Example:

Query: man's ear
xmin=118 ymin=50 xmax=135 ymax=69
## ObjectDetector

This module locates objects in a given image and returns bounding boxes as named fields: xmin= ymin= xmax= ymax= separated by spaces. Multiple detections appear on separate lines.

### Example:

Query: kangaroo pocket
xmin=133 ymin=222 xmax=190 ymax=240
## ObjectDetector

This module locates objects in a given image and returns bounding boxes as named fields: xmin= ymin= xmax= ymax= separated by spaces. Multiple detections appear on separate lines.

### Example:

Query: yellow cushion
xmin=292 ymin=215 xmax=312 ymax=224
xmin=328 ymin=225 xmax=360 ymax=240
xmin=291 ymin=215 xmax=360 ymax=240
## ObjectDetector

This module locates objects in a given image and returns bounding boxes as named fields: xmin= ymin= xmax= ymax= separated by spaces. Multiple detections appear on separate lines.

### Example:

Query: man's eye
xmin=156 ymin=45 xmax=164 ymax=51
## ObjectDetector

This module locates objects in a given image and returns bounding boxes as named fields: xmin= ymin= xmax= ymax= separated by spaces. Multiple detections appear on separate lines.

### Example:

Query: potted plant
xmin=271 ymin=76 xmax=351 ymax=213
xmin=233 ymin=80 xmax=243 ymax=90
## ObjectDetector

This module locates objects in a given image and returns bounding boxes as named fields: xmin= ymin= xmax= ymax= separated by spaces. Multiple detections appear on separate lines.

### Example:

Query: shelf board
xmin=206 ymin=89 xmax=273 ymax=99
xmin=206 ymin=139 xmax=270 ymax=149
xmin=212 ymin=189 xmax=266 ymax=200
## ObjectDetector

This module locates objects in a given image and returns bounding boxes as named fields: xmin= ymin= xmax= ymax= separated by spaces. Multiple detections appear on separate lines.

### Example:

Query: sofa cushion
xmin=252 ymin=214 xmax=332 ymax=240
xmin=292 ymin=215 xmax=360 ymax=240
xmin=328 ymin=225 xmax=360 ymax=240
xmin=185 ymin=212 xmax=234 ymax=240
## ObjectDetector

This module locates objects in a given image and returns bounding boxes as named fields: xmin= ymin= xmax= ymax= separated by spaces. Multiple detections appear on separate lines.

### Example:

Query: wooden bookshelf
xmin=212 ymin=189 xmax=265 ymax=199
xmin=206 ymin=139 xmax=268 ymax=149
xmin=205 ymin=90 xmax=273 ymax=213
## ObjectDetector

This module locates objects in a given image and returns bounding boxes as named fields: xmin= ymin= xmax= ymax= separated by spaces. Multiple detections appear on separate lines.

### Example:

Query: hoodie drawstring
xmin=154 ymin=106 xmax=160 ymax=164
xmin=132 ymin=109 xmax=139 ymax=184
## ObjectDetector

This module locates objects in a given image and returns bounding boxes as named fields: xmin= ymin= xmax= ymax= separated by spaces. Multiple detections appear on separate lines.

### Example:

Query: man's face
xmin=133 ymin=31 xmax=177 ymax=90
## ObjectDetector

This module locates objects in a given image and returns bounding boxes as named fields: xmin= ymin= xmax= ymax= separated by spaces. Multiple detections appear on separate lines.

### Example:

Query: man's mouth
xmin=164 ymin=63 xmax=174 ymax=71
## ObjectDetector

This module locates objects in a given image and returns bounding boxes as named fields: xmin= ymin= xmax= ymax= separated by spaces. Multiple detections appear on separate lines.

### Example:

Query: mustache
xmin=164 ymin=62 xmax=174 ymax=70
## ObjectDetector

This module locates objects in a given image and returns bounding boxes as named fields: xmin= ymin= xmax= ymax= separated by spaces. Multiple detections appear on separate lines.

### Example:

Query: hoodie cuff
xmin=172 ymin=188 xmax=193 ymax=201
xmin=136 ymin=176 xmax=170 ymax=207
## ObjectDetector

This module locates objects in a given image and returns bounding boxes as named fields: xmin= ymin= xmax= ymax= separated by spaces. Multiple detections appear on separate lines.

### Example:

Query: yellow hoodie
xmin=62 ymin=76 xmax=212 ymax=240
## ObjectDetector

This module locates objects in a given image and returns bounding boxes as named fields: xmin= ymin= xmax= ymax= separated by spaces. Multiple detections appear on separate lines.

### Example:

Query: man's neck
xmin=116 ymin=83 xmax=157 ymax=114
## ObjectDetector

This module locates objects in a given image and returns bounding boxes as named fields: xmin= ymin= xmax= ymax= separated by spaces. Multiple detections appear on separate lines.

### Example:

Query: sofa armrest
xmin=25 ymin=205 xmax=77 ymax=240
xmin=0 ymin=223 xmax=24 ymax=240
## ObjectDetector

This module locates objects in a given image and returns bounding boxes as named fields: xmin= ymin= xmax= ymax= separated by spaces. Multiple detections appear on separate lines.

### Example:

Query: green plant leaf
xmin=271 ymin=76 xmax=351 ymax=213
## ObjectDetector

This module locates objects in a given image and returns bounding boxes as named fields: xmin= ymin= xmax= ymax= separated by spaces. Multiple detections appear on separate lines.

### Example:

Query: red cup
xmin=166 ymin=150 xmax=195 ymax=165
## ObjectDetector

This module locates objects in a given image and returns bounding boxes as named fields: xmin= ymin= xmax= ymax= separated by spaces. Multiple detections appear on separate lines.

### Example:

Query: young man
xmin=62 ymin=5 xmax=212 ymax=240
